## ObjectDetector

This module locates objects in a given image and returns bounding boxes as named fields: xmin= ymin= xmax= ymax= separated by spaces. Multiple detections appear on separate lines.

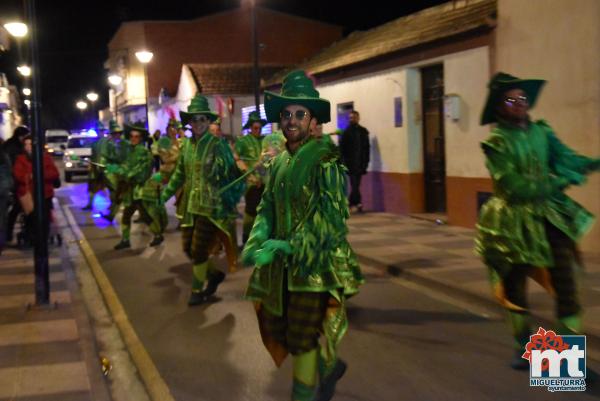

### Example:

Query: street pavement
xmin=53 ymin=177 xmax=600 ymax=401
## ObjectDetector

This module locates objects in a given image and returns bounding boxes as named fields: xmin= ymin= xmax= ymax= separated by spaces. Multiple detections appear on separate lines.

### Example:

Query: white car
xmin=63 ymin=132 xmax=97 ymax=182
xmin=45 ymin=129 xmax=69 ymax=156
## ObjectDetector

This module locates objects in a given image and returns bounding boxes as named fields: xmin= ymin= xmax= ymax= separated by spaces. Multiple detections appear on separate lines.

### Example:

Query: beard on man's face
xmin=282 ymin=120 xmax=310 ymax=145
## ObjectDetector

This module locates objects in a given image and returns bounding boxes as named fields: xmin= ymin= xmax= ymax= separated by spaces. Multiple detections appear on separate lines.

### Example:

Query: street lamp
xmin=3 ymin=22 xmax=28 ymax=38
xmin=17 ymin=65 xmax=31 ymax=77
xmin=108 ymin=74 xmax=122 ymax=86
xmin=76 ymin=100 xmax=87 ymax=110
xmin=23 ymin=88 xmax=31 ymax=96
xmin=135 ymin=50 xmax=153 ymax=127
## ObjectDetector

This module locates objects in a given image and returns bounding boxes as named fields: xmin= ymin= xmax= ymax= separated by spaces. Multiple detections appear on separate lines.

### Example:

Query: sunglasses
xmin=280 ymin=110 xmax=310 ymax=121
xmin=504 ymin=95 xmax=529 ymax=106
xmin=191 ymin=115 xmax=210 ymax=123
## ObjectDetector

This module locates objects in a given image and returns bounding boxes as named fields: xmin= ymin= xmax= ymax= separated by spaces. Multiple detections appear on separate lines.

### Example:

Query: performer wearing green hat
xmin=83 ymin=121 xmax=108 ymax=210
xmin=235 ymin=110 xmax=269 ymax=243
xmin=101 ymin=120 xmax=130 ymax=222
xmin=242 ymin=70 xmax=363 ymax=401
xmin=161 ymin=94 xmax=243 ymax=305
xmin=476 ymin=72 xmax=600 ymax=370
xmin=110 ymin=122 xmax=155 ymax=250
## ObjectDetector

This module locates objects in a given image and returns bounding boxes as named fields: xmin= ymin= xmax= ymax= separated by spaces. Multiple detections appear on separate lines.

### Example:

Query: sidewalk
xmin=0 ymin=203 xmax=111 ymax=401
xmin=347 ymin=212 xmax=600 ymax=340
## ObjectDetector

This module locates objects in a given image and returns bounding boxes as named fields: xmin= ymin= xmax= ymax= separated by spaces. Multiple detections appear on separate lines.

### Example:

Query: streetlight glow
xmin=4 ymin=22 xmax=28 ymax=38
xmin=86 ymin=92 xmax=99 ymax=102
xmin=135 ymin=50 xmax=154 ymax=64
xmin=24 ymin=99 xmax=31 ymax=106
xmin=76 ymin=100 xmax=88 ymax=110
xmin=23 ymin=88 xmax=31 ymax=96
xmin=108 ymin=74 xmax=122 ymax=86
xmin=17 ymin=65 xmax=31 ymax=77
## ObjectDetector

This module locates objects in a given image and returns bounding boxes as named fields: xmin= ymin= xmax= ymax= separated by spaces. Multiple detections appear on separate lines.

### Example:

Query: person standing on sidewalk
xmin=476 ymin=72 xmax=600 ymax=370
xmin=242 ymin=70 xmax=364 ymax=401
xmin=339 ymin=110 xmax=369 ymax=213
xmin=3 ymin=126 xmax=29 ymax=243
xmin=0 ymin=145 xmax=13 ymax=253
xmin=110 ymin=123 xmax=154 ymax=250
xmin=160 ymin=94 xmax=243 ymax=306
xmin=235 ymin=110 xmax=268 ymax=243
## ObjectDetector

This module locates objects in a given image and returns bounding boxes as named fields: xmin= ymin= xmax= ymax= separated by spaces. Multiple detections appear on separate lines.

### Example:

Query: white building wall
xmin=496 ymin=0 xmax=600 ymax=250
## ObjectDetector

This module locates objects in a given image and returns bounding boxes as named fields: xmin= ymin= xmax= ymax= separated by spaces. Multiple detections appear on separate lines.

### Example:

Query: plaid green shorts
xmin=181 ymin=215 xmax=219 ymax=264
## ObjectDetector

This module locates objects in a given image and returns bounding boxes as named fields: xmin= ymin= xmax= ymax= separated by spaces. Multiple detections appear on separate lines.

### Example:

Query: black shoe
xmin=113 ymin=239 xmax=131 ymax=250
xmin=82 ymin=204 xmax=92 ymax=211
xmin=317 ymin=359 xmax=347 ymax=401
xmin=202 ymin=271 xmax=225 ymax=297
xmin=149 ymin=234 xmax=164 ymax=247
xmin=101 ymin=213 xmax=114 ymax=223
xmin=188 ymin=291 xmax=207 ymax=306
xmin=510 ymin=349 xmax=529 ymax=370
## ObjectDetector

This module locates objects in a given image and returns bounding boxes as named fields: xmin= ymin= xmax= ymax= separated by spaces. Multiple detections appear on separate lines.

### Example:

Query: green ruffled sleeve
xmin=482 ymin=135 xmax=563 ymax=201
xmin=242 ymin=172 xmax=275 ymax=265
xmin=125 ymin=147 xmax=153 ymax=185
xmin=289 ymin=158 xmax=349 ymax=277
xmin=541 ymin=120 xmax=600 ymax=186
xmin=209 ymin=138 xmax=244 ymax=213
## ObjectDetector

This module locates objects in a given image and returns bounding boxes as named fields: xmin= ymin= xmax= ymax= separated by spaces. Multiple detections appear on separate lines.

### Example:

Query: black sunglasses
xmin=504 ymin=95 xmax=529 ymax=106
xmin=280 ymin=110 xmax=310 ymax=121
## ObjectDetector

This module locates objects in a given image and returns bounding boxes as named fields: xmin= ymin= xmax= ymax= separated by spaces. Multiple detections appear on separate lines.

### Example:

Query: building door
xmin=421 ymin=64 xmax=446 ymax=213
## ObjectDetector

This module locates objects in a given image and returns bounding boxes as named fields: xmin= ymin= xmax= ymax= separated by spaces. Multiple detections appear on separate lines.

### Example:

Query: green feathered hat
xmin=480 ymin=72 xmax=546 ymax=125
xmin=108 ymin=120 xmax=123 ymax=134
xmin=180 ymin=94 xmax=218 ymax=126
xmin=124 ymin=121 xmax=149 ymax=140
xmin=264 ymin=70 xmax=330 ymax=124
xmin=242 ymin=110 xmax=267 ymax=130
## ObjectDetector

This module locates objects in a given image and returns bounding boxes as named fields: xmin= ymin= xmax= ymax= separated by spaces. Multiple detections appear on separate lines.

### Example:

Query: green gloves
xmin=159 ymin=192 xmax=170 ymax=206
xmin=151 ymin=172 xmax=162 ymax=183
xmin=251 ymin=239 xmax=292 ymax=267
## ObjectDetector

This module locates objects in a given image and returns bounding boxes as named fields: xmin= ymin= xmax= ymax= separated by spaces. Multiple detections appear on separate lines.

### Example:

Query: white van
xmin=45 ymin=129 xmax=70 ymax=156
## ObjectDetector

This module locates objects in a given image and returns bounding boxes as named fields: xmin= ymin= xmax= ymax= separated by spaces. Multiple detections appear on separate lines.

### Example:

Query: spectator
xmin=12 ymin=135 xmax=60 ymax=245
xmin=339 ymin=110 xmax=370 ymax=212
xmin=3 ymin=126 xmax=30 ymax=242
xmin=0 ymin=146 xmax=12 ymax=253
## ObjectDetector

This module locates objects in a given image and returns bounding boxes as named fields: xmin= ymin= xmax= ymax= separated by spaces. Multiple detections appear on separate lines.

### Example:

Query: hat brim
xmin=109 ymin=128 xmax=123 ymax=134
xmin=180 ymin=111 xmax=219 ymax=126
xmin=242 ymin=118 xmax=268 ymax=130
xmin=480 ymin=79 xmax=546 ymax=125
xmin=264 ymin=91 xmax=331 ymax=124
xmin=123 ymin=124 xmax=149 ymax=140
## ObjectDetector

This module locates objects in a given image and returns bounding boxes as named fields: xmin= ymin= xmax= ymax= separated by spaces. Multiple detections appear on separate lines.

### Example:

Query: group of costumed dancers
xmin=80 ymin=69 xmax=600 ymax=399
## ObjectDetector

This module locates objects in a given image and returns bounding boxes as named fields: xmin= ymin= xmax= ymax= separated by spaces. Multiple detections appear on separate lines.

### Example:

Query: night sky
xmin=0 ymin=0 xmax=445 ymax=131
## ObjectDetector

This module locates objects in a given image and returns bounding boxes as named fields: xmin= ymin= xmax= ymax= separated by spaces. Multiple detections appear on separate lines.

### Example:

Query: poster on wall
xmin=394 ymin=97 xmax=403 ymax=127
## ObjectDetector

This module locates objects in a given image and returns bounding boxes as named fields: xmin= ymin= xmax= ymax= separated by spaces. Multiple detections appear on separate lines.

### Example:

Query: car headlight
xmin=65 ymin=162 xmax=73 ymax=168
xmin=48 ymin=148 xmax=54 ymax=153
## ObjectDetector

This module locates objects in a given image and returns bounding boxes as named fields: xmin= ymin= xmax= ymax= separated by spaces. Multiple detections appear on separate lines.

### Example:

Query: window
xmin=241 ymin=104 xmax=272 ymax=135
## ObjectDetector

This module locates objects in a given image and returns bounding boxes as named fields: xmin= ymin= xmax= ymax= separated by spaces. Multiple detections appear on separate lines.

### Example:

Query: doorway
xmin=421 ymin=64 xmax=446 ymax=213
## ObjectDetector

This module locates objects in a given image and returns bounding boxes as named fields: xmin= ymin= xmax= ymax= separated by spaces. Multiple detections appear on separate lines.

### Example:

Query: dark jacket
xmin=2 ymin=136 xmax=24 ymax=166
xmin=339 ymin=123 xmax=370 ymax=175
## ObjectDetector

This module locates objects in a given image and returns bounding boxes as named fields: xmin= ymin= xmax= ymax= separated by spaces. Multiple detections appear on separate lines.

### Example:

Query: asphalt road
xmin=56 ymin=173 xmax=600 ymax=401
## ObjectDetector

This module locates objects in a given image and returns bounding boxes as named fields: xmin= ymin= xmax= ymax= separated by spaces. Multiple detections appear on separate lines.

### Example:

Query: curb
xmin=355 ymin=253 xmax=600 ymax=360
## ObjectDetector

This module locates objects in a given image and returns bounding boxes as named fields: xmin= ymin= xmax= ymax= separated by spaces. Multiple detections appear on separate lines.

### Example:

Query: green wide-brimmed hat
xmin=124 ymin=121 xmax=149 ymax=140
xmin=167 ymin=118 xmax=182 ymax=129
xmin=480 ymin=72 xmax=546 ymax=125
xmin=242 ymin=110 xmax=267 ymax=130
xmin=180 ymin=94 xmax=218 ymax=126
xmin=264 ymin=70 xmax=330 ymax=124
xmin=108 ymin=120 xmax=123 ymax=134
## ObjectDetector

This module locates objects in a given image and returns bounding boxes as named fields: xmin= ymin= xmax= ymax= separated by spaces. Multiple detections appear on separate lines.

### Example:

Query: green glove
xmin=159 ymin=192 xmax=169 ymax=206
xmin=106 ymin=164 xmax=120 ymax=174
xmin=262 ymin=239 xmax=292 ymax=255
xmin=254 ymin=247 xmax=276 ymax=266
xmin=151 ymin=172 xmax=162 ymax=183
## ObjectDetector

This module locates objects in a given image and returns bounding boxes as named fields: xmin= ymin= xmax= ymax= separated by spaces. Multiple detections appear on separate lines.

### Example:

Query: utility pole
xmin=251 ymin=0 xmax=260 ymax=113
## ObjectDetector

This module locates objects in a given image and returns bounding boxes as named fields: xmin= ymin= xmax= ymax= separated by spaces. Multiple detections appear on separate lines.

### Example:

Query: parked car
xmin=62 ymin=132 xmax=97 ymax=182
xmin=45 ymin=129 xmax=70 ymax=156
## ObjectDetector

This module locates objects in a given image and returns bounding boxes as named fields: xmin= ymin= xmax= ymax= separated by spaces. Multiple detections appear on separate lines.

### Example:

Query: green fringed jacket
xmin=162 ymin=132 xmax=243 ymax=230
xmin=100 ymin=138 xmax=130 ymax=190
xmin=235 ymin=134 xmax=264 ymax=185
xmin=244 ymin=137 xmax=364 ymax=317
xmin=476 ymin=119 xmax=600 ymax=273
xmin=117 ymin=144 xmax=153 ymax=206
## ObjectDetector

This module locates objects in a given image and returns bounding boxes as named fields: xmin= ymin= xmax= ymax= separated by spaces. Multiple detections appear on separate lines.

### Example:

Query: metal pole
xmin=26 ymin=0 xmax=50 ymax=305
xmin=143 ymin=64 xmax=149 ymax=128
xmin=251 ymin=0 xmax=260 ymax=112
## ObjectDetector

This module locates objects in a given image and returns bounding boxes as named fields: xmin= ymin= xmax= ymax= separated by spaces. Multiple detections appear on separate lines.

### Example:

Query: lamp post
xmin=135 ymin=50 xmax=153 ymax=128
xmin=86 ymin=91 xmax=98 ymax=122
xmin=108 ymin=74 xmax=122 ymax=121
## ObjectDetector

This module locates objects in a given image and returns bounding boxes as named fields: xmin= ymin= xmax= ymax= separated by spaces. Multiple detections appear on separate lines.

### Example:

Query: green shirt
xmin=476 ymin=119 xmax=600 ymax=272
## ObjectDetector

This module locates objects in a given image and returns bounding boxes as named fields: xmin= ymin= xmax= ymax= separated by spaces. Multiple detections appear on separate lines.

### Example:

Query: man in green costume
xmin=109 ymin=122 xmax=154 ymax=250
xmin=83 ymin=121 xmax=108 ymax=210
xmin=235 ymin=110 xmax=269 ymax=243
xmin=476 ymin=72 xmax=600 ymax=369
xmin=160 ymin=94 xmax=243 ymax=306
xmin=101 ymin=120 xmax=129 ymax=222
xmin=242 ymin=70 xmax=363 ymax=401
